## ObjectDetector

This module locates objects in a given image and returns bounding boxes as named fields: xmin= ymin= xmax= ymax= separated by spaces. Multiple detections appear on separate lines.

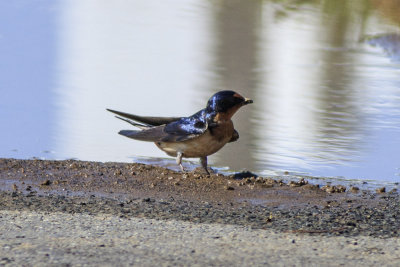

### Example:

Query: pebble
xmin=321 ymin=185 xmax=346 ymax=193
xmin=114 ymin=170 xmax=122 ymax=176
xmin=350 ymin=186 xmax=359 ymax=193
xmin=289 ymin=178 xmax=308 ymax=187
xmin=376 ymin=187 xmax=386 ymax=194
xmin=40 ymin=180 xmax=51 ymax=186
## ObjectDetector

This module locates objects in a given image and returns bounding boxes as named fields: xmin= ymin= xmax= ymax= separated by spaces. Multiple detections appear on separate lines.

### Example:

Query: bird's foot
xmin=204 ymin=167 xmax=218 ymax=176
xmin=200 ymin=156 xmax=213 ymax=176
xmin=179 ymin=163 xmax=186 ymax=173
xmin=176 ymin=152 xmax=186 ymax=173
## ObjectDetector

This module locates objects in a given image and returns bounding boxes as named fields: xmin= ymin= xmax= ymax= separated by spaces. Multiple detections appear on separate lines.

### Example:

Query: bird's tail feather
xmin=107 ymin=108 xmax=181 ymax=126
xmin=115 ymin=116 xmax=150 ymax=130
xmin=118 ymin=129 xmax=164 ymax=142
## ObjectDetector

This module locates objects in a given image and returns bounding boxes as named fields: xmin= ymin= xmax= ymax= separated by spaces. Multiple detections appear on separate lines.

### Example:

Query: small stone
xmin=114 ymin=170 xmax=122 ymax=176
xmin=225 ymin=185 xmax=235 ymax=191
xmin=299 ymin=178 xmax=308 ymax=186
xmin=376 ymin=187 xmax=386 ymax=194
xmin=69 ymin=162 xmax=78 ymax=169
xmin=265 ymin=178 xmax=277 ymax=184
xmin=288 ymin=179 xmax=308 ymax=187
xmin=40 ymin=180 xmax=51 ymax=186
xmin=327 ymin=186 xmax=336 ymax=193
xmin=346 ymin=221 xmax=357 ymax=227
xmin=233 ymin=171 xmax=258 ymax=179
xmin=336 ymin=185 xmax=346 ymax=193
xmin=350 ymin=186 xmax=359 ymax=193
xmin=322 ymin=185 xmax=335 ymax=193
xmin=322 ymin=185 xmax=346 ymax=193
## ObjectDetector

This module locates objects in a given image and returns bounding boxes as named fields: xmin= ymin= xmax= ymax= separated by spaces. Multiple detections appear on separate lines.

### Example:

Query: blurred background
xmin=1 ymin=0 xmax=400 ymax=185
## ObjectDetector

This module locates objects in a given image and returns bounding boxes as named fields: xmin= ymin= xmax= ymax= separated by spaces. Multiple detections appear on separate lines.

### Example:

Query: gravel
xmin=1 ymin=158 xmax=400 ymax=266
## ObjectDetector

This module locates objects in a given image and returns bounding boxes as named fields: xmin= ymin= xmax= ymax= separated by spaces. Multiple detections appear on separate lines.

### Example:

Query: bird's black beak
xmin=242 ymin=98 xmax=253 ymax=105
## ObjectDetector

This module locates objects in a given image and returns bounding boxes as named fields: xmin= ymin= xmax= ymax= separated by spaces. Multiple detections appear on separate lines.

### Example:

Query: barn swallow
xmin=107 ymin=90 xmax=253 ymax=174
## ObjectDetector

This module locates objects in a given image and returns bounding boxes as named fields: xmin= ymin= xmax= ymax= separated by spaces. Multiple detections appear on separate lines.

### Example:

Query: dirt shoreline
xmin=1 ymin=158 xmax=400 ymax=265
xmin=1 ymin=158 xmax=399 ymax=237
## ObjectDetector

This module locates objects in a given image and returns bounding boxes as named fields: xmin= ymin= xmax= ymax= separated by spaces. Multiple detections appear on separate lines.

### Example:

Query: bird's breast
xmin=155 ymin=120 xmax=234 ymax=158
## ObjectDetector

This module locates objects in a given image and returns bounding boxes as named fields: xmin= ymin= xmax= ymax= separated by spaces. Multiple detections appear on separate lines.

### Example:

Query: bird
xmin=107 ymin=90 xmax=253 ymax=174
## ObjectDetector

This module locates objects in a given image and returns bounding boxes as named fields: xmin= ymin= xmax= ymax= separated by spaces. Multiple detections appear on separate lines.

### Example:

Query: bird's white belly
xmin=155 ymin=129 xmax=232 ymax=158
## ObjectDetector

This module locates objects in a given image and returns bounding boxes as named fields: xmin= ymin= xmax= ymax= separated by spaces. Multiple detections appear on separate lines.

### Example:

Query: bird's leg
xmin=200 ymin=156 xmax=210 ymax=175
xmin=176 ymin=152 xmax=185 ymax=172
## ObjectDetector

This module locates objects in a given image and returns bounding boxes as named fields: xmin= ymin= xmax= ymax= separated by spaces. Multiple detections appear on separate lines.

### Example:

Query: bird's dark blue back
xmin=164 ymin=109 xmax=214 ymax=136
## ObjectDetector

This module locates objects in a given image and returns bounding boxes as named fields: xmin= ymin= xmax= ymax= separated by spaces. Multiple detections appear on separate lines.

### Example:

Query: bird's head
xmin=205 ymin=90 xmax=253 ymax=120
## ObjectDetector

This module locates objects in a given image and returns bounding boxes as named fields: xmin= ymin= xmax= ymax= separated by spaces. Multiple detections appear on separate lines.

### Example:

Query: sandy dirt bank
xmin=0 ymin=158 xmax=399 ymax=266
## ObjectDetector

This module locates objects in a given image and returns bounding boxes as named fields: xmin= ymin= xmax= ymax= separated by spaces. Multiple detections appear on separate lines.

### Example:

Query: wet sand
xmin=0 ymin=158 xmax=399 ymax=266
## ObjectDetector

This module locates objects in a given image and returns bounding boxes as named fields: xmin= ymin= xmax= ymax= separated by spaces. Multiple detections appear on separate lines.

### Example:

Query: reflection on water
xmin=367 ymin=33 xmax=400 ymax=62
xmin=1 ymin=0 xmax=400 ymax=184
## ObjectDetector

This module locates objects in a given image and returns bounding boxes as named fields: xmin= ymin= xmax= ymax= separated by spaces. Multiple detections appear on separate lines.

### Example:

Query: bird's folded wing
xmin=119 ymin=125 xmax=201 ymax=142
xmin=119 ymin=127 xmax=167 ymax=142
xmin=114 ymin=108 xmax=209 ymax=142
xmin=107 ymin=109 xmax=182 ymax=126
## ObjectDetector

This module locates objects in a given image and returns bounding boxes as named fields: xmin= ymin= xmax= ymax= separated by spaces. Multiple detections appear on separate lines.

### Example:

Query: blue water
xmin=1 ymin=0 xmax=399 ymax=186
